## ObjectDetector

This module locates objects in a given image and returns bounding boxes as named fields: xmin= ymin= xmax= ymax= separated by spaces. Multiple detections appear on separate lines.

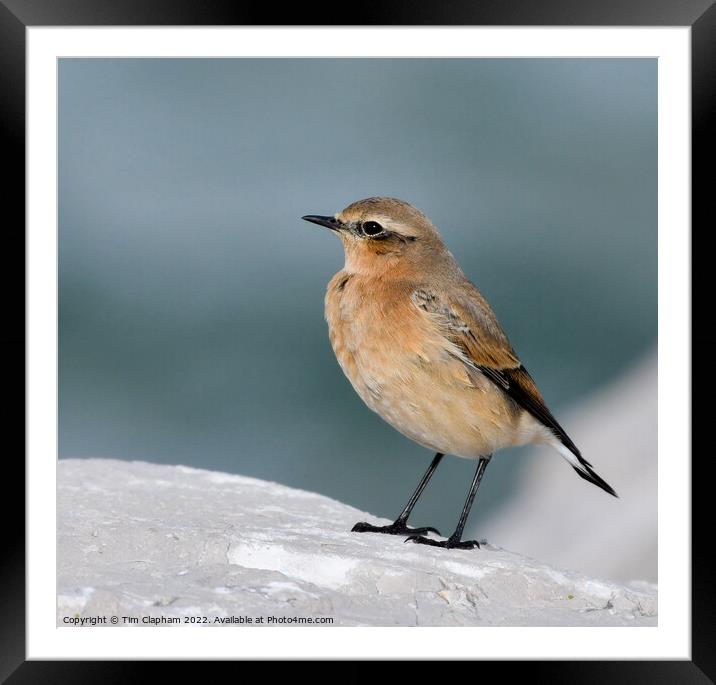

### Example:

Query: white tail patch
xmin=550 ymin=435 xmax=618 ymax=498
xmin=554 ymin=440 xmax=589 ymax=474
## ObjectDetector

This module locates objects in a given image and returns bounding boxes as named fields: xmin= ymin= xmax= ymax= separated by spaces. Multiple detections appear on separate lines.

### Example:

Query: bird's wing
xmin=411 ymin=282 xmax=618 ymax=497
xmin=411 ymin=283 xmax=578 ymax=455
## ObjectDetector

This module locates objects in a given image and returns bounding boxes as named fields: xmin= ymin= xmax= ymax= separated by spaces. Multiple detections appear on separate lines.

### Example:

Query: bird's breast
xmin=324 ymin=272 xmax=530 ymax=458
xmin=325 ymin=273 xmax=444 ymax=396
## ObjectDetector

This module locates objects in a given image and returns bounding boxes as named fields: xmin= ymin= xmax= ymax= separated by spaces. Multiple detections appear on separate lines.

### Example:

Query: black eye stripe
xmin=356 ymin=221 xmax=417 ymax=242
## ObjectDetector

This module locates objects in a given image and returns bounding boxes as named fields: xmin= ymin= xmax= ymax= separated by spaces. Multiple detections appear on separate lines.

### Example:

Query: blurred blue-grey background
xmin=59 ymin=59 xmax=656 ymax=535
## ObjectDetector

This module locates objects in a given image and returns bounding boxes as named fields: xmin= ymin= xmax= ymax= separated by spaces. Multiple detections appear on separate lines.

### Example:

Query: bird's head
xmin=302 ymin=197 xmax=448 ymax=277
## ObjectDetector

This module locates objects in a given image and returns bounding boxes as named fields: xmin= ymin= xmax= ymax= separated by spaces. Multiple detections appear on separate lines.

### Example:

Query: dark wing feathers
xmin=412 ymin=284 xmax=617 ymax=497
xmin=499 ymin=366 xmax=616 ymax=496
xmin=413 ymin=285 xmax=564 ymax=440
xmin=492 ymin=365 xmax=582 ymax=459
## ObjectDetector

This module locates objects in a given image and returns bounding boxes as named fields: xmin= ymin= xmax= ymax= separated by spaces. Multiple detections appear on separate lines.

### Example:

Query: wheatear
xmin=303 ymin=197 xmax=616 ymax=550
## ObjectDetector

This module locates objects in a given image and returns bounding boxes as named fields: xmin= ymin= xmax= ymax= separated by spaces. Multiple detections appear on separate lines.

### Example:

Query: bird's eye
xmin=361 ymin=221 xmax=384 ymax=236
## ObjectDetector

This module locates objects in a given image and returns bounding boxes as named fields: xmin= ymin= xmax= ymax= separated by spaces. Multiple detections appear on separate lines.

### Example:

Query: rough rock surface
xmin=57 ymin=459 xmax=657 ymax=627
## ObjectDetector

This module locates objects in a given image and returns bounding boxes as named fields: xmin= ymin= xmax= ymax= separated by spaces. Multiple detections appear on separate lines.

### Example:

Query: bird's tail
xmin=554 ymin=441 xmax=618 ymax=498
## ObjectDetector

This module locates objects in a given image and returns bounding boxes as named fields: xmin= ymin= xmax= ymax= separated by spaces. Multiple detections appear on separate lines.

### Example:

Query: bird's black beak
xmin=301 ymin=215 xmax=343 ymax=232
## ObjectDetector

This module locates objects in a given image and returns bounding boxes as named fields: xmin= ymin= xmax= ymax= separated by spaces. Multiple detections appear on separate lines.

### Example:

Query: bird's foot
xmin=351 ymin=520 xmax=441 ymax=536
xmin=405 ymin=534 xmax=480 ymax=550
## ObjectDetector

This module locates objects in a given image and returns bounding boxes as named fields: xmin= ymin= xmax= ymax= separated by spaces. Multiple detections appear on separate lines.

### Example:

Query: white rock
xmin=57 ymin=458 xmax=657 ymax=627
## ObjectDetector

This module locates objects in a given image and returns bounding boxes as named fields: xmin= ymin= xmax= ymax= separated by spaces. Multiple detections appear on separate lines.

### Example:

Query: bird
xmin=302 ymin=197 xmax=617 ymax=550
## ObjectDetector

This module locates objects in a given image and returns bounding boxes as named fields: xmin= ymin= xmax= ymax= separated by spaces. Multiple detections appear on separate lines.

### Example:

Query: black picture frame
xmin=2 ymin=0 xmax=708 ymax=678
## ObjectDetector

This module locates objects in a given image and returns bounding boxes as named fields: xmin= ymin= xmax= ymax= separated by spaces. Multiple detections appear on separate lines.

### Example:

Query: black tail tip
xmin=573 ymin=465 xmax=619 ymax=498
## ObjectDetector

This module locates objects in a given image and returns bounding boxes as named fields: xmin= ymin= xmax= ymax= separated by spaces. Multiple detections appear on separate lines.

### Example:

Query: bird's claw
xmin=351 ymin=521 xmax=441 ymax=537
xmin=404 ymin=534 xmax=480 ymax=550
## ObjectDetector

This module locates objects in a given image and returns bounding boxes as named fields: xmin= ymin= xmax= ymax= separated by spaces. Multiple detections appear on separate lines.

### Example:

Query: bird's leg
xmin=406 ymin=455 xmax=490 ymax=550
xmin=352 ymin=452 xmax=444 ymax=536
